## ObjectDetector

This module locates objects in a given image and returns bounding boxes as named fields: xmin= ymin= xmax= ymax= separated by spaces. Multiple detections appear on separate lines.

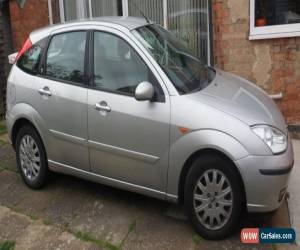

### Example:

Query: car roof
xmin=30 ymin=16 xmax=152 ymax=43
xmin=67 ymin=16 xmax=152 ymax=30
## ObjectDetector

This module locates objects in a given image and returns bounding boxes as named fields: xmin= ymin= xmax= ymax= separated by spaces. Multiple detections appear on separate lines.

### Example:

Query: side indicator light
xmin=179 ymin=127 xmax=189 ymax=134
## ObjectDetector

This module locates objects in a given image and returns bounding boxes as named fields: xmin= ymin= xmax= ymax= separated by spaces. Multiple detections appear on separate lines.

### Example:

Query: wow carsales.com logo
xmin=241 ymin=228 xmax=296 ymax=244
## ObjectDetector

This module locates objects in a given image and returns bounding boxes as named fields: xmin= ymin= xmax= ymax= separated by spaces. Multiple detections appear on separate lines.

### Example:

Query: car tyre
xmin=16 ymin=125 xmax=49 ymax=189
xmin=184 ymin=154 xmax=243 ymax=240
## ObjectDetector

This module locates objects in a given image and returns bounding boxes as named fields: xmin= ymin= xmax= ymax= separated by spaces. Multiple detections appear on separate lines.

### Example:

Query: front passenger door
xmin=88 ymin=30 xmax=170 ymax=193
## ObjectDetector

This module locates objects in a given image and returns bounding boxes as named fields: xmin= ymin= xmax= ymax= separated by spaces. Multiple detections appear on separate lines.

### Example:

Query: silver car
xmin=6 ymin=17 xmax=293 ymax=240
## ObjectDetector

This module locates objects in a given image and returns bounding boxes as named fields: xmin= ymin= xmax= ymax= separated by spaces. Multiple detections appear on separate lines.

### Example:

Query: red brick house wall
xmin=213 ymin=0 xmax=300 ymax=126
xmin=9 ymin=0 xmax=49 ymax=50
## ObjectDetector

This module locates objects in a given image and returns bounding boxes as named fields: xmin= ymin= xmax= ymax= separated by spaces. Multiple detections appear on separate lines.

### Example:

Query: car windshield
xmin=132 ymin=24 xmax=215 ymax=94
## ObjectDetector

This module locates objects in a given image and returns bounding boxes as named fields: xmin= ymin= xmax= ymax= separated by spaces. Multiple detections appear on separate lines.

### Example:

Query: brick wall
xmin=213 ymin=0 xmax=300 ymax=125
xmin=0 ymin=13 xmax=6 ymax=115
xmin=9 ymin=0 xmax=49 ymax=50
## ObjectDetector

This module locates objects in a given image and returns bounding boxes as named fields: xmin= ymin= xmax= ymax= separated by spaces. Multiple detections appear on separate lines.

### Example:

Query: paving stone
xmin=122 ymin=211 xmax=196 ymax=250
xmin=70 ymin=199 xmax=136 ymax=246
xmin=69 ymin=182 xmax=148 ymax=246
xmin=0 ymin=143 xmax=17 ymax=172
xmin=0 ymin=171 xmax=24 ymax=208
xmin=288 ymin=139 xmax=300 ymax=246
xmin=15 ymin=222 xmax=101 ymax=250
xmin=0 ymin=205 xmax=103 ymax=250
xmin=0 ymin=211 xmax=31 ymax=241
xmin=0 ymin=133 xmax=10 ymax=143
xmin=0 ymin=172 xmax=32 ymax=208
xmin=0 ymin=205 xmax=10 ymax=221
xmin=40 ymin=175 xmax=98 ymax=227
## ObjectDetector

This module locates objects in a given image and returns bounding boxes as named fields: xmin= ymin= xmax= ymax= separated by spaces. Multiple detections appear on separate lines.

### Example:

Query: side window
xmin=45 ymin=31 xmax=86 ymax=84
xmin=17 ymin=42 xmax=44 ymax=75
xmin=93 ymin=31 xmax=164 ymax=101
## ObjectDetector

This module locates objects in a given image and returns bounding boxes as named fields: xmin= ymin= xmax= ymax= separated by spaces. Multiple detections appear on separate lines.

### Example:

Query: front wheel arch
xmin=178 ymin=149 xmax=246 ymax=209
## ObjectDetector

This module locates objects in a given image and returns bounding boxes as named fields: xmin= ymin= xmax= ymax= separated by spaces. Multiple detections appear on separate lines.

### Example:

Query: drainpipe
xmin=269 ymin=92 xmax=283 ymax=100
xmin=48 ymin=0 xmax=53 ymax=25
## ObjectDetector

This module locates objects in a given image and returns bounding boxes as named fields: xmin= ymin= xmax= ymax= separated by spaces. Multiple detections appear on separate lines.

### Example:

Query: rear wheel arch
xmin=12 ymin=118 xmax=41 ymax=149
xmin=178 ymin=149 xmax=246 ymax=207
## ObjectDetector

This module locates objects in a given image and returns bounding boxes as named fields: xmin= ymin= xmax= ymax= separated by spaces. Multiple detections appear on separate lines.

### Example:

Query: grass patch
xmin=75 ymin=230 xmax=120 ymax=250
xmin=0 ymin=241 xmax=15 ymax=250
xmin=0 ymin=121 xmax=7 ymax=135
xmin=0 ymin=163 xmax=18 ymax=173
xmin=0 ymin=164 xmax=17 ymax=173
xmin=43 ymin=219 xmax=52 ymax=225
xmin=118 ymin=220 xmax=137 ymax=248
xmin=192 ymin=234 xmax=202 ymax=245
xmin=128 ymin=221 xmax=136 ymax=233
xmin=28 ymin=213 xmax=39 ymax=221
xmin=0 ymin=140 xmax=8 ymax=146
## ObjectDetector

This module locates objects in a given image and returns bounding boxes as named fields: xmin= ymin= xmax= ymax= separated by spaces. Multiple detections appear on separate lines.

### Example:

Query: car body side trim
xmin=49 ymin=130 xmax=159 ymax=163
xmin=48 ymin=159 xmax=168 ymax=200
xmin=50 ymin=129 xmax=87 ymax=147
xmin=88 ymin=140 xmax=159 ymax=164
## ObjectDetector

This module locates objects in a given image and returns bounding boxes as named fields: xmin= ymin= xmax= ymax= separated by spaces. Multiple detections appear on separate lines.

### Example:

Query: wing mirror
xmin=135 ymin=81 xmax=155 ymax=101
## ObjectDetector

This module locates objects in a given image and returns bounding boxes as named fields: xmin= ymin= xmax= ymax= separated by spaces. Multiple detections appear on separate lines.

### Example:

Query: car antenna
xmin=130 ymin=1 xmax=150 ymax=24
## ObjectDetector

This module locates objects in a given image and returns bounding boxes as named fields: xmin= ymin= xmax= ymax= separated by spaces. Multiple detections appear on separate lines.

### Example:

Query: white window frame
xmin=50 ymin=0 xmax=211 ymax=65
xmin=250 ymin=0 xmax=300 ymax=40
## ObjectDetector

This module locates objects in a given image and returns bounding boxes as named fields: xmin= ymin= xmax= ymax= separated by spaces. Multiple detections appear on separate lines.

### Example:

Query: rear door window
xmin=45 ymin=31 xmax=87 ymax=85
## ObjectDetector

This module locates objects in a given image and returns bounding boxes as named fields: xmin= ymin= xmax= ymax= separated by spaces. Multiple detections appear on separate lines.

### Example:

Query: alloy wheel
xmin=193 ymin=169 xmax=233 ymax=230
xmin=19 ymin=135 xmax=41 ymax=181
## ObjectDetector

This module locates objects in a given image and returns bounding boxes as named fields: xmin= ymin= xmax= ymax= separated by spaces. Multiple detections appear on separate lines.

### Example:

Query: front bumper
xmin=235 ymin=137 xmax=294 ymax=213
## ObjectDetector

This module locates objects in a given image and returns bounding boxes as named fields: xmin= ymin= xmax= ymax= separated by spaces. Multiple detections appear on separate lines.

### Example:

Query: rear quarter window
xmin=17 ymin=38 xmax=47 ymax=75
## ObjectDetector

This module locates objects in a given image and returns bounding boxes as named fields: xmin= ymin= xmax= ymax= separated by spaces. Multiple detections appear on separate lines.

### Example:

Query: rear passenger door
xmin=33 ymin=30 xmax=90 ymax=171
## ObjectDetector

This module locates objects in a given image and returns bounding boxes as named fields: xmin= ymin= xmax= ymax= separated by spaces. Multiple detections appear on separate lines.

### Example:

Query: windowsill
xmin=249 ymin=30 xmax=300 ymax=40
xmin=249 ymin=0 xmax=300 ymax=41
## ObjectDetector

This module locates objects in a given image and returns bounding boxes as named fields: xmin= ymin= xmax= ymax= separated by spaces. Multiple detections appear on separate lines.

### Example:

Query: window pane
xmin=64 ymin=0 xmax=89 ymax=21
xmin=255 ymin=0 xmax=300 ymax=27
xmin=64 ymin=0 xmax=77 ymax=21
xmin=168 ymin=0 xmax=208 ymax=64
xmin=50 ymin=0 xmax=61 ymax=24
xmin=46 ymin=32 xmax=86 ymax=84
xmin=128 ymin=0 xmax=164 ymax=26
xmin=133 ymin=25 xmax=213 ymax=95
xmin=93 ymin=32 xmax=162 ymax=98
xmin=17 ymin=39 xmax=46 ymax=74
xmin=91 ymin=0 xmax=122 ymax=17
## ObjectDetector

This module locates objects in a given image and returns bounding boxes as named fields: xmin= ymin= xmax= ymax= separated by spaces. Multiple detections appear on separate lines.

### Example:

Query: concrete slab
xmin=288 ymin=139 xmax=300 ymax=246
xmin=0 ymin=172 xmax=33 ymax=208
xmin=0 ymin=143 xmax=17 ymax=172
xmin=0 ymin=171 xmax=19 ymax=195
xmin=0 ymin=210 xmax=31 ymax=241
xmin=122 ymin=200 xmax=288 ymax=250
xmin=0 ymin=133 xmax=10 ymax=143
xmin=15 ymin=222 xmax=99 ymax=250
xmin=0 ymin=205 xmax=102 ymax=250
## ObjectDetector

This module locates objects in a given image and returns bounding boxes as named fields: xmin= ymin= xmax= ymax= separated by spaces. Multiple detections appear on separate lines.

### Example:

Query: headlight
xmin=251 ymin=125 xmax=287 ymax=154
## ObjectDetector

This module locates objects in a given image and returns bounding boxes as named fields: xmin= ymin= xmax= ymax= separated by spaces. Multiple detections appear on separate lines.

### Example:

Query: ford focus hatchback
xmin=6 ymin=17 xmax=294 ymax=240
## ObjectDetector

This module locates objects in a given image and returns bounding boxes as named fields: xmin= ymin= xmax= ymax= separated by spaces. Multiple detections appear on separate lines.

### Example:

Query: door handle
xmin=95 ymin=102 xmax=111 ymax=112
xmin=38 ymin=86 xmax=52 ymax=97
